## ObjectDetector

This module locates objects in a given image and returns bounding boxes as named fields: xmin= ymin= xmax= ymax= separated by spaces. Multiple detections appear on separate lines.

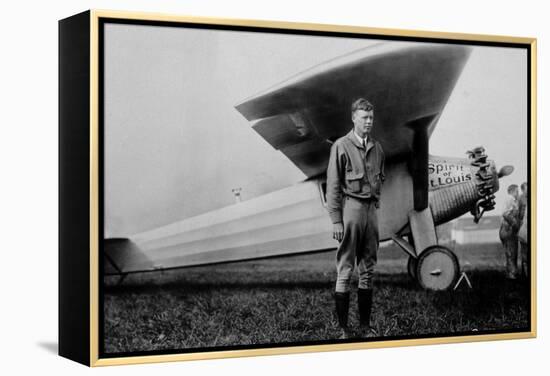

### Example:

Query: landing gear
xmin=407 ymin=256 xmax=417 ymax=280
xmin=416 ymin=245 xmax=460 ymax=291
xmin=392 ymin=210 xmax=461 ymax=291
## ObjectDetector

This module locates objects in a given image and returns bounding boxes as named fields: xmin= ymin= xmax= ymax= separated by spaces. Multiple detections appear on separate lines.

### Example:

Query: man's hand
xmin=333 ymin=223 xmax=344 ymax=242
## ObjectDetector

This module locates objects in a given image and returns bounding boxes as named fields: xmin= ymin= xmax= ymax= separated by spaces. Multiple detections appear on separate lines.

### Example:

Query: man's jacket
xmin=326 ymin=130 xmax=385 ymax=224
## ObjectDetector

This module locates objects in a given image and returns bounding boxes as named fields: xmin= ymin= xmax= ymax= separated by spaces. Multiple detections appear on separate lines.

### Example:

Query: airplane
xmin=104 ymin=42 xmax=514 ymax=291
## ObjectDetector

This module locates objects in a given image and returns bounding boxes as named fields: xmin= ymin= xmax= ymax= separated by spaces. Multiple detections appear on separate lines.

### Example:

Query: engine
xmin=428 ymin=146 xmax=511 ymax=225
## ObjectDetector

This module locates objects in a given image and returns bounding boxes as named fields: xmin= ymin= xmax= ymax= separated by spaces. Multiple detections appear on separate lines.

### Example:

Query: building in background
xmin=451 ymin=216 xmax=501 ymax=244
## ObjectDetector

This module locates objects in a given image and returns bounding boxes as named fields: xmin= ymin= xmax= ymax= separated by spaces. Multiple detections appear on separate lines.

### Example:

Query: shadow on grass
xmin=104 ymin=279 xmax=334 ymax=294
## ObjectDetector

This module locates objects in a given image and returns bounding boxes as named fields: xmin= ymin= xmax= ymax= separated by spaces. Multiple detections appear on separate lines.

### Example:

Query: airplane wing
xmin=105 ymin=43 xmax=473 ymax=277
xmin=235 ymin=42 xmax=472 ymax=179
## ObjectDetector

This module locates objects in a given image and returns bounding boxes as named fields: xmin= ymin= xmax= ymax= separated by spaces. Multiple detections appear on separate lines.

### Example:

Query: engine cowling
xmin=428 ymin=146 xmax=513 ymax=225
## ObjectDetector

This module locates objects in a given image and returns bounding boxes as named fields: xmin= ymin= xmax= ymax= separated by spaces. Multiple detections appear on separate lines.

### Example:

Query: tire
xmin=416 ymin=245 xmax=460 ymax=291
xmin=407 ymin=256 xmax=418 ymax=280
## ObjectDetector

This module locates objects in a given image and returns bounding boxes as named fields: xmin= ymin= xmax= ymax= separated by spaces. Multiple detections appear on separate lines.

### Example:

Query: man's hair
xmin=351 ymin=98 xmax=374 ymax=115
xmin=507 ymin=184 xmax=518 ymax=194
xmin=521 ymin=182 xmax=528 ymax=192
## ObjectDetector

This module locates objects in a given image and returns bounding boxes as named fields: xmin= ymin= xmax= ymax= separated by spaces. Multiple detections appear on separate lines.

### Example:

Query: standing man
xmin=499 ymin=184 xmax=520 ymax=279
xmin=326 ymin=98 xmax=385 ymax=339
xmin=517 ymin=182 xmax=529 ymax=278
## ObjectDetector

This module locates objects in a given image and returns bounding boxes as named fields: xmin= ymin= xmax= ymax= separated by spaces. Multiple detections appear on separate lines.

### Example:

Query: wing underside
xmin=235 ymin=43 xmax=472 ymax=178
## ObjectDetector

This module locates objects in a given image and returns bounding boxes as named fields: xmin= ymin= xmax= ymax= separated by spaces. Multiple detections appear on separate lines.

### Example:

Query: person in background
xmin=499 ymin=184 xmax=520 ymax=279
xmin=517 ymin=182 xmax=529 ymax=279
xmin=518 ymin=182 xmax=528 ymax=223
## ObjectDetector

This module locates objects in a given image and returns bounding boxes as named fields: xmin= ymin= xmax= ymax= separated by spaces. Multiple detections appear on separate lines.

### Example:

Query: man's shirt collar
xmin=353 ymin=131 xmax=368 ymax=147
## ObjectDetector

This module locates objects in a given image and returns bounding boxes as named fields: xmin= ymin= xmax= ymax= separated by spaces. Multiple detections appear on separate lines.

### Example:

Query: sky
xmin=103 ymin=23 xmax=527 ymax=238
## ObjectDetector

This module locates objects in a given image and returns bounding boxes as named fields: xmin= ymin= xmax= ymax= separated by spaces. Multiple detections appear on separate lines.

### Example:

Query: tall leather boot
xmin=358 ymin=288 xmax=377 ymax=338
xmin=334 ymin=292 xmax=351 ymax=339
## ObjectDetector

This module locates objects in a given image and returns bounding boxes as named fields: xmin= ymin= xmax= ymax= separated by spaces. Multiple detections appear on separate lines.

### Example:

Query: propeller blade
xmin=498 ymin=165 xmax=515 ymax=178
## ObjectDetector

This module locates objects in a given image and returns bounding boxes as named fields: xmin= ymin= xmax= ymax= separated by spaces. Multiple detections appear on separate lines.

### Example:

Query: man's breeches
xmin=335 ymin=197 xmax=379 ymax=293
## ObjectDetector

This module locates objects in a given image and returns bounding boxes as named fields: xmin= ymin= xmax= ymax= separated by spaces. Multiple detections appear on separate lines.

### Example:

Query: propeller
xmin=498 ymin=165 xmax=515 ymax=178
xmin=466 ymin=147 xmax=514 ymax=223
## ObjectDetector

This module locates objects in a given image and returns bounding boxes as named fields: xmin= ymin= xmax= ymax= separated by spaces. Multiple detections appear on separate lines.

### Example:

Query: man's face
xmin=352 ymin=109 xmax=374 ymax=138
xmin=512 ymin=188 xmax=519 ymax=199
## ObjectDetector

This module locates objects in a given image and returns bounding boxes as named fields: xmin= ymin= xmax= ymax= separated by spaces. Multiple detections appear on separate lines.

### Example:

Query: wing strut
xmin=407 ymin=114 xmax=438 ymax=211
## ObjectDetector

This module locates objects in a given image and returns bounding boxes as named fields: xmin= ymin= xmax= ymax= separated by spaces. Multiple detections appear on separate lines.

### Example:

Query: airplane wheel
xmin=416 ymin=245 xmax=459 ymax=291
xmin=407 ymin=256 xmax=418 ymax=280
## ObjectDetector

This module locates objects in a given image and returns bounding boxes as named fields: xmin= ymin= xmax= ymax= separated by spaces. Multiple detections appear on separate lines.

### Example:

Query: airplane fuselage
xmin=111 ymin=153 xmax=502 ymax=274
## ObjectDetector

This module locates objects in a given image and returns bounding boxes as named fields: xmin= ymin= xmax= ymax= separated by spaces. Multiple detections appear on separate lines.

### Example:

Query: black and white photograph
xmin=99 ymin=16 xmax=533 ymax=357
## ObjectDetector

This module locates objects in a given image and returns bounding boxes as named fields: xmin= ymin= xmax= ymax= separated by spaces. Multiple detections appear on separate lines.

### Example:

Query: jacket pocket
xmin=345 ymin=171 xmax=363 ymax=193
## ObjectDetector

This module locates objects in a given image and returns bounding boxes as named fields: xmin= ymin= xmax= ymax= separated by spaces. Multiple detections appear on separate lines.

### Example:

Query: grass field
xmin=103 ymin=242 xmax=531 ymax=354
